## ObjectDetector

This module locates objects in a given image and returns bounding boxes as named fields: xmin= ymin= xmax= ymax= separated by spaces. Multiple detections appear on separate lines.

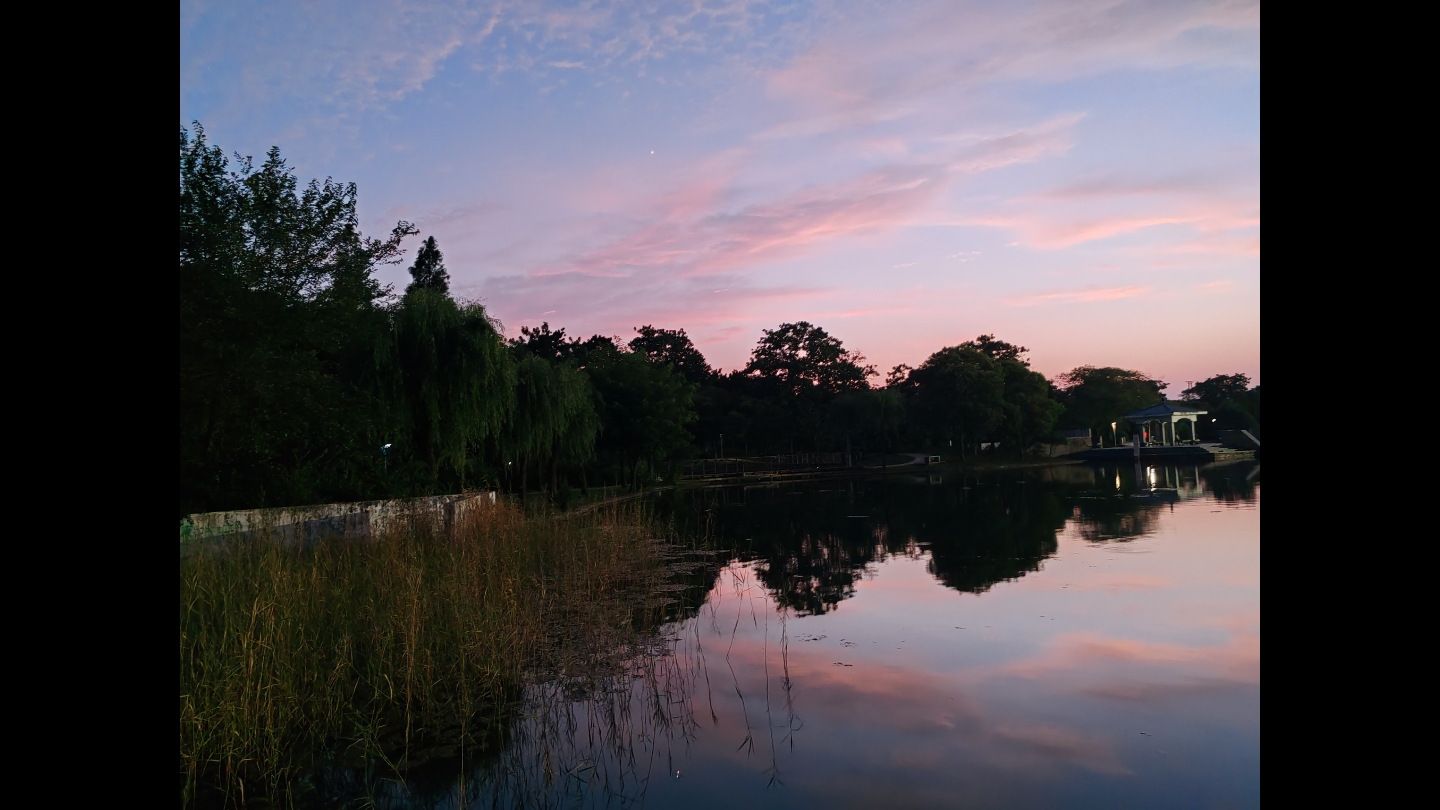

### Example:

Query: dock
xmin=1075 ymin=442 xmax=1256 ymax=463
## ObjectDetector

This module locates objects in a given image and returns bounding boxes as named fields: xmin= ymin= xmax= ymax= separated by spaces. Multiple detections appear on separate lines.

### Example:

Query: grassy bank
xmin=179 ymin=499 xmax=685 ymax=808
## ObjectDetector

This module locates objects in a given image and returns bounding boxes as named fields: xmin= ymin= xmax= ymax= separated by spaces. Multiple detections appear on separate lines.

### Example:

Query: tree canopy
xmin=181 ymin=125 xmax=1255 ymax=514
xmin=179 ymin=125 xmax=415 ymax=514
xmin=1054 ymin=366 xmax=1167 ymax=435
xmin=629 ymin=325 xmax=714 ymax=385
xmin=405 ymin=236 xmax=450 ymax=294
xmin=1182 ymin=374 xmax=1250 ymax=406
xmin=387 ymin=288 xmax=513 ymax=484
xmin=1183 ymin=373 xmax=1260 ymax=438
xmin=903 ymin=345 xmax=1005 ymax=453
xmin=744 ymin=322 xmax=877 ymax=396
xmin=582 ymin=338 xmax=696 ymax=476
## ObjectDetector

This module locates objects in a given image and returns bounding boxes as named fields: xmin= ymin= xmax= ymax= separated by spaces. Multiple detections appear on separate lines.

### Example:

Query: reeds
xmin=179 ymin=499 xmax=681 ymax=808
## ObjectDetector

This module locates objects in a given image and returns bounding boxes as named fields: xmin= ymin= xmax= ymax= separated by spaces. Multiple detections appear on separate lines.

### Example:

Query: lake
xmin=383 ymin=461 xmax=1259 ymax=809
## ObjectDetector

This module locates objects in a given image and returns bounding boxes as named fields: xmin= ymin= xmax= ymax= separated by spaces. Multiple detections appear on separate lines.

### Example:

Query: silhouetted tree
xmin=630 ymin=325 xmax=714 ymax=385
xmin=503 ymin=353 xmax=598 ymax=497
xmin=387 ymin=288 xmax=514 ymax=484
xmin=965 ymin=336 xmax=1062 ymax=454
xmin=885 ymin=364 xmax=913 ymax=388
xmin=581 ymin=338 xmax=696 ymax=487
xmin=1181 ymin=373 xmax=1249 ymax=404
xmin=1054 ymin=366 xmax=1167 ymax=438
xmin=827 ymin=389 xmax=905 ymax=459
xmin=744 ymin=322 xmax=876 ymax=396
xmin=904 ymin=345 xmax=1005 ymax=457
xmin=406 ymin=236 xmax=450 ymax=293
xmin=179 ymin=124 xmax=416 ymax=514
xmin=512 ymin=321 xmax=579 ymax=363
xmin=1180 ymin=373 xmax=1260 ymax=439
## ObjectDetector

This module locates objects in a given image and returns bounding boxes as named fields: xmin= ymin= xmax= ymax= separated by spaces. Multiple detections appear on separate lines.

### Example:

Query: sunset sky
xmin=180 ymin=0 xmax=1259 ymax=389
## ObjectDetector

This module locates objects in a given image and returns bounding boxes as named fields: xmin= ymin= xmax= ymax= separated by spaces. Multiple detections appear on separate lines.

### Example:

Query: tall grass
xmin=179 ymin=499 xmax=679 ymax=808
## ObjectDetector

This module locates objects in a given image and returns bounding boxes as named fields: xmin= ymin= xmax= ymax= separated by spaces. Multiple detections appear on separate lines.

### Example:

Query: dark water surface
xmin=397 ymin=461 xmax=1259 ymax=809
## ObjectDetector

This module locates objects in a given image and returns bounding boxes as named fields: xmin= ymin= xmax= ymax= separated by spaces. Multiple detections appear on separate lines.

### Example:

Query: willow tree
xmin=548 ymin=369 xmax=601 ymax=494
xmin=506 ymin=355 xmax=599 ymax=497
xmin=389 ymin=289 xmax=514 ymax=486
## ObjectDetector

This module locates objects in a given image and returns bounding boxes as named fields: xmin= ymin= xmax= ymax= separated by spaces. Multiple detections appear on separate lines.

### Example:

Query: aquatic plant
xmin=179 ymin=500 xmax=690 ymax=807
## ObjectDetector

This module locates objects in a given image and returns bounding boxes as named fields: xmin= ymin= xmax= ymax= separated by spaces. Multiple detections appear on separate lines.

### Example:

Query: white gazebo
xmin=1123 ymin=402 xmax=1208 ymax=446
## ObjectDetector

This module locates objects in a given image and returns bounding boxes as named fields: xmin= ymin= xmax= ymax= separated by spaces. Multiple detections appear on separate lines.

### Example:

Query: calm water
xmin=393 ymin=461 xmax=1259 ymax=809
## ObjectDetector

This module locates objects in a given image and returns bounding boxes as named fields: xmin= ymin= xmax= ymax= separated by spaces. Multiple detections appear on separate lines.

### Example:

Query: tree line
xmin=180 ymin=128 xmax=1260 ymax=515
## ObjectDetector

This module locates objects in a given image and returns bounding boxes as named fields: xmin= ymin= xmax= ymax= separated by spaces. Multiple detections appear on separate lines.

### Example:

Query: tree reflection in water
xmin=329 ymin=461 xmax=1259 ymax=808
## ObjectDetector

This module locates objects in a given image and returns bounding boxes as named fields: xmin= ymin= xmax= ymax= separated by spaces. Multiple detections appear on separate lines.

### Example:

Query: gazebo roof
xmin=1124 ymin=401 xmax=1208 ymax=420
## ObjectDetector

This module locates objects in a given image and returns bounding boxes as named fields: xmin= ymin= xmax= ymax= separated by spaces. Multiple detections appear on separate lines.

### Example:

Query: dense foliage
xmin=1182 ymin=373 xmax=1262 ymax=438
xmin=179 ymin=126 xmax=415 ymax=515
xmin=180 ymin=128 xmax=1260 ymax=514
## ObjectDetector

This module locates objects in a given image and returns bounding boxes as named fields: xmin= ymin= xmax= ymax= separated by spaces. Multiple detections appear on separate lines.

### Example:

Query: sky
xmin=180 ymin=0 xmax=1260 ymax=390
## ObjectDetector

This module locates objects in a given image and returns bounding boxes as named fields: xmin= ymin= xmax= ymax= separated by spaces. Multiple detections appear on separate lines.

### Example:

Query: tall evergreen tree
xmin=406 ymin=236 xmax=450 ymax=293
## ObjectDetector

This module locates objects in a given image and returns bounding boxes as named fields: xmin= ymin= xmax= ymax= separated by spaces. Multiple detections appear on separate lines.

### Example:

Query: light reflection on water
xmin=391 ymin=462 xmax=1259 ymax=809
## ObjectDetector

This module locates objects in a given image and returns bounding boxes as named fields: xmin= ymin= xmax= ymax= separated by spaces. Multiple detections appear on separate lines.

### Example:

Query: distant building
xmin=1123 ymin=402 xmax=1208 ymax=445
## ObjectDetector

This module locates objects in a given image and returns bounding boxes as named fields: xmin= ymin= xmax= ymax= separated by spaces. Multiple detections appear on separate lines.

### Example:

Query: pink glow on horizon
xmin=184 ymin=0 xmax=1259 ymax=389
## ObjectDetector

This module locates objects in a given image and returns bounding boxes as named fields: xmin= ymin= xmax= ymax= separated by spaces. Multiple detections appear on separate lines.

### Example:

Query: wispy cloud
xmin=722 ymin=637 xmax=1134 ymax=777
xmin=183 ymin=0 xmax=1258 ymax=382
xmin=183 ymin=0 xmax=793 ymax=118
xmin=535 ymin=115 xmax=1079 ymax=281
xmin=967 ymin=185 xmax=1258 ymax=250
xmin=764 ymin=0 xmax=1258 ymax=138
xmin=1005 ymin=285 xmax=1149 ymax=306
xmin=990 ymin=630 xmax=1260 ymax=688
xmin=463 ymin=115 xmax=1081 ymax=346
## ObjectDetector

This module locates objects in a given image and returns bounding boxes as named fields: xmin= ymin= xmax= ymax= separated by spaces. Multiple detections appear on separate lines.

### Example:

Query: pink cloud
xmin=543 ymin=163 xmax=947 ymax=280
xmin=468 ymin=117 xmax=1080 ymax=351
xmin=1060 ymin=574 xmax=1172 ymax=593
xmin=1004 ymin=285 xmax=1149 ymax=306
xmin=712 ymin=635 xmax=1133 ymax=777
xmin=987 ymin=630 xmax=1260 ymax=688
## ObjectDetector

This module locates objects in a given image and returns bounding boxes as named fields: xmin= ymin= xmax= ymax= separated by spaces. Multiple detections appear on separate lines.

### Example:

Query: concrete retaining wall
xmin=179 ymin=492 xmax=497 ymax=555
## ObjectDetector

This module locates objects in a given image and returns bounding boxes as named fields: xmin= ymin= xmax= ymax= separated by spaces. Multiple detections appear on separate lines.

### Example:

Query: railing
xmin=682 ymin=453 xmax=850 ymax=479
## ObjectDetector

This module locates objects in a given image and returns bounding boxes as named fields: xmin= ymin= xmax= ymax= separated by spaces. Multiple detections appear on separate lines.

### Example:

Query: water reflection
xmin=332 ymin=462 xmax=1259 ymax=809
xmin=666 ymin=461 xmax=1259 ymax=600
